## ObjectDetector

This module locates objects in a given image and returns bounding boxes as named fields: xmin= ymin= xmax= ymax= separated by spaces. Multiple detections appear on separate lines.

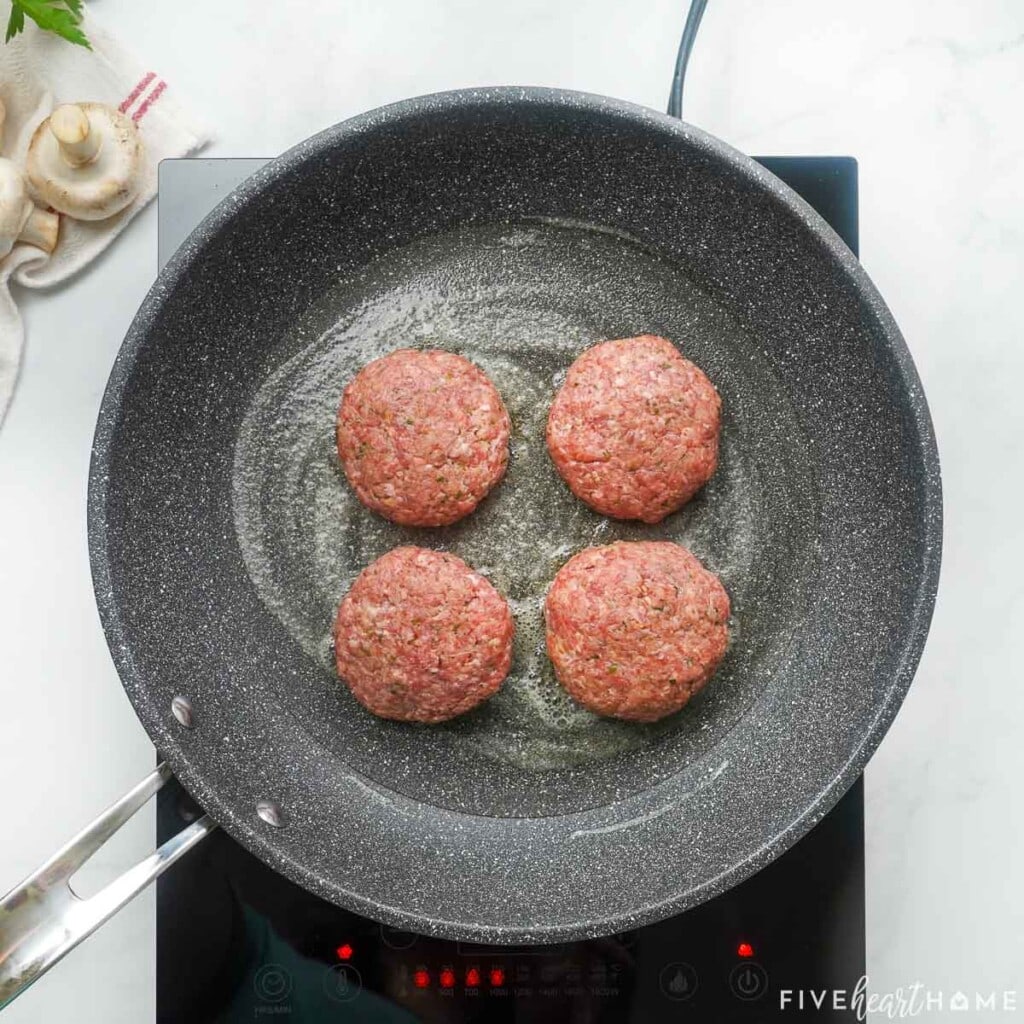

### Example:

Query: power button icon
xmin=729 ymin=961 xmax=768 ymax=1001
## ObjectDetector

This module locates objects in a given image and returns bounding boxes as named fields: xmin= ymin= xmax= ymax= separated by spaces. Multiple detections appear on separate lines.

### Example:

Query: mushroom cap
xmin=26 ymin=102 xmax=144 ymax=221
xmin=0 ymin=157 xmax=32 ymax=257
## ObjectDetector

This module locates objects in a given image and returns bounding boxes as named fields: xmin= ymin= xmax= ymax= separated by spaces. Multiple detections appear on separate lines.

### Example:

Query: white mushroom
xmin=0 ymin=158 xmax=59 ymax=257
xmin=0 ymin=98 xmax=6 ymax=150
xmin=26 ymin=102 xmax=144 ymax=221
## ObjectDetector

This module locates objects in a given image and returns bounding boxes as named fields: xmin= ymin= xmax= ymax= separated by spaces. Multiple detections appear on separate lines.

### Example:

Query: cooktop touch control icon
xmin=254 ymin=963 xmax=292 ymax=1003
xmin=380 ymin=924 xmax=418 ymax=950
xmin=659 ymin=962 xmax=698 ymax=1001
xmin=729 ymin=961 xmax=768 ymax=1001
xmin=323 ymin=963 xmax=362 ymax=1003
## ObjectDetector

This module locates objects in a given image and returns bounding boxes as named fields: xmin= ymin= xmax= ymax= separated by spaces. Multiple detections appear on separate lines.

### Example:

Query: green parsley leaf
xmin=5 ymin=5 xmax=24 ymax=42
xmin=6 ymin=0 xmax=91 ymax=48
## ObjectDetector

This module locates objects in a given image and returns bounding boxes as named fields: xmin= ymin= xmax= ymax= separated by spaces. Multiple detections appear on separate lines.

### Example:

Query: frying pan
xmin=0 ymin=87 xmax=941 ymax=1004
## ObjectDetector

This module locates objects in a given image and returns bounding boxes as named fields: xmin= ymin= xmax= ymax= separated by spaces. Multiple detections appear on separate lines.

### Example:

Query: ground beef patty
xmin=334 ymin=546 xmax=514 ymax=723
xmin=546 ymin=335 xmax=721 ymax=523
xmin=337 ymin=349 xmax=510 ymax=527
xmin=545 ymin=541 xmax=730 ymax=722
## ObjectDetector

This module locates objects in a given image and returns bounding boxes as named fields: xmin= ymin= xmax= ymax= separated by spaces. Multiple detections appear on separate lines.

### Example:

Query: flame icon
xmin=669 ymin=969 xmax=690 ymax=995
xmin=660 ymin=962 xmax=698 ymax=1001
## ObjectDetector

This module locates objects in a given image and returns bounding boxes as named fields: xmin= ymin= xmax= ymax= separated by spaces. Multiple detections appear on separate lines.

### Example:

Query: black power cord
xmin=667 ymin=0 xmax=708 ymax=119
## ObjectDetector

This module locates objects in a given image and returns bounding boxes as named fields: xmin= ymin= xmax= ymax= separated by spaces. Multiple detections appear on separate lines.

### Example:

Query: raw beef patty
xmin=334 ymin=546 xmax=514 ymax=723
xmin=546 ymin=335 xmax=720 ymax=523
xmin=337 ymin=348 xmax=510 ymax=527
xmin=545 ymin=541 xmax=730 ymax=722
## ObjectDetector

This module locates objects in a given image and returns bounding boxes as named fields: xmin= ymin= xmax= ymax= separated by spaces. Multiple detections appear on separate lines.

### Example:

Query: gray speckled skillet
xmin=89 ymin=88 xmax=940 ymax=943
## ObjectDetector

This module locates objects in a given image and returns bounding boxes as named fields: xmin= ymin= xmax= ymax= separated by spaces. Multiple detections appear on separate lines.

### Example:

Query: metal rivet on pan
xmin=171 ymin=695 xmax=194 ymax=728
xmin=256 ymin=800 xmax=287 ymax=828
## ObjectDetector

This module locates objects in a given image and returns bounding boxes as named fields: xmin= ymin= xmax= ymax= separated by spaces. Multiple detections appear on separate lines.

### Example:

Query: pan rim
xmin=88 ymin=85 xmax=942 ymax=942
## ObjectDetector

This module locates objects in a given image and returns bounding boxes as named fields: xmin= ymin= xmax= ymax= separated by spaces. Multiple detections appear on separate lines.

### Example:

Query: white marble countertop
xmin=1 ymin=1 xmax=1022 ymax=1020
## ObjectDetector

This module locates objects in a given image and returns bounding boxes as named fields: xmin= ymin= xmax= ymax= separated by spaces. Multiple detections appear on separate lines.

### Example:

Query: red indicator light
xmin=413 ymin=968 xmax=430 ymax=989
xmin=465 ymin=967 xmax=481 ymax=987
xmin=440 ymin=967 xmax=456 ymax=989
xmin=737 ymin=942 xmax=754 ymax=958
xmin=336 ymin=943 xmax=354 ymax=961
xmin=489 ymin=967 xmax=506 ymax=987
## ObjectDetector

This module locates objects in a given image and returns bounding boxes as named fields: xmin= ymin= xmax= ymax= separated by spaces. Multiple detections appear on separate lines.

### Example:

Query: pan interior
xmin=231 ymin=218 xmax=819 ymax=818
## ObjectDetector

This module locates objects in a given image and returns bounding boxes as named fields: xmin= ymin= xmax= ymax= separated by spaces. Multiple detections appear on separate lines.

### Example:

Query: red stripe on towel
xmin=133 ymin=80 xmax=167 ymax=122
xmin=119 ymin=72 xmax=156 ymax=113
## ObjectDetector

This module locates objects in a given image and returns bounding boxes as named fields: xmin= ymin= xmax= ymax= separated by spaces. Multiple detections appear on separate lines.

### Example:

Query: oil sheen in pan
xmin=232 ymin=219 xmax=819 ymax=775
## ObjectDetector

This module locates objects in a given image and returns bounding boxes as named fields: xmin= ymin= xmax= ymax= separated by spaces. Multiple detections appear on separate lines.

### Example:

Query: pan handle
xmin=0 ymin=762 xmax=216 ymax=1009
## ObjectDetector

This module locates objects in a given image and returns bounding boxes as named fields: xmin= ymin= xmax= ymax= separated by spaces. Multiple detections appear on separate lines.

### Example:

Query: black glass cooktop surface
xmin=156 ymin=155 xmax=864 ymax=1024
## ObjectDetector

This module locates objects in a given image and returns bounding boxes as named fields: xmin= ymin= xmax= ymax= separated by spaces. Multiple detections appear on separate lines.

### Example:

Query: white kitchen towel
xmin=0 ymin=5 xmax=210 ymax=428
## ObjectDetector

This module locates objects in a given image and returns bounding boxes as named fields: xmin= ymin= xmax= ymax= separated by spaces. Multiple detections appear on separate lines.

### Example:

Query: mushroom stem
xmin=50 ymin=104 xmax=102 ymax=168
xmin=20 ymin=205 xmax=59 ymax=253
xmin=0 ymin=98 xmax=6 ymax=150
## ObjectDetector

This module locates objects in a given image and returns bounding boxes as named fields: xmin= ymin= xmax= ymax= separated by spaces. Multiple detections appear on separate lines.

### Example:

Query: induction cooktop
xmin=155 ymin=154 xmax=865 ymax=1024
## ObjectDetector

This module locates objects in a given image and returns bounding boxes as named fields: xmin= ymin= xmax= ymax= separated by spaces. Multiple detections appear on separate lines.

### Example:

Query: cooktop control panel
xmin=158 ymin=772 xmax=863 ymax=1022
